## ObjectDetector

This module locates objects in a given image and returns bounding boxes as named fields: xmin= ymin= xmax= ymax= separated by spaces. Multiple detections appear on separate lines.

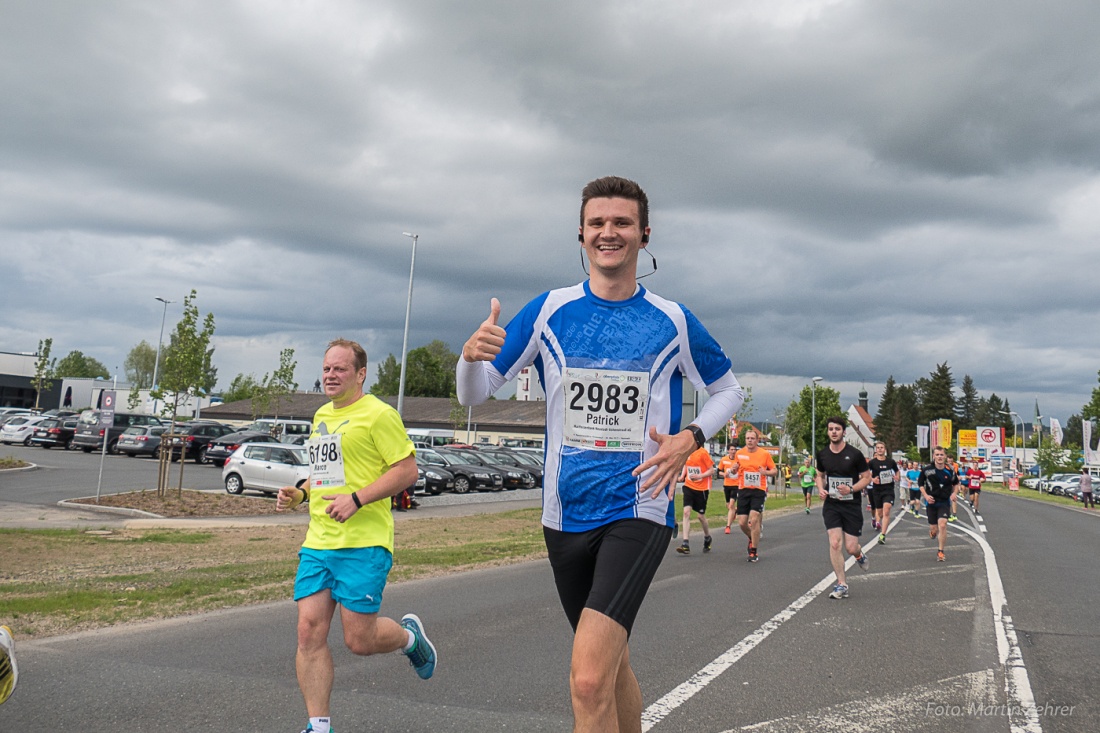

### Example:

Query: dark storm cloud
xmin=2 ymin=0 xmax=1098 ymax=422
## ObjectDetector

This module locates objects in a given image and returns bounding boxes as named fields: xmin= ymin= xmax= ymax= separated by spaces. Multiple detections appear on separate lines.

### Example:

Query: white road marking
xmin=953 ymin=522 xmax=1042 ymax=733
xmin=640 ymin=513 xmax=904 ymax=731
xmin=732 ymin=669 xmax=997 ymax=733
xmin=643 ymin=509 xmax=1042 ymax=733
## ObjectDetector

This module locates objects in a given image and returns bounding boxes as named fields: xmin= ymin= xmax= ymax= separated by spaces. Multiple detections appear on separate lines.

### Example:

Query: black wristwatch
xmin=686 ymin=424 xmax=706 ymax=449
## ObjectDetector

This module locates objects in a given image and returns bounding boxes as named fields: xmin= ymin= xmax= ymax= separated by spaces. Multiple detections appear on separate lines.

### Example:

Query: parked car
xmin=221 ymin=442 xmax=310 ymax=496
xmin=29 ymin=417 xmax=79 ymax=450
xmin=0 ymin=411 xmax=37 ymax=429
xmin=244 ymin=418 xmax=313 ymax=442
xmin=116 ymin=426 xmax=169 ymax=458
xmin=478 ymin=447 xmax=544 ymax=488
xmin=1047 ymin=476 xmax=1080 ymax=497
xmin=445 ymin=447 xmax=536 ymax=490
xmin=204 ymin=430 xmax=285 ymax=468
xmin=166 ymin=421 xmax=238 ymax=464
xmin=422 ymin=449 xmax=504 ymax=493
xmin=0 ymin=415 xmax=49 ymax=445
xmin=413 ymin=452 xmax=455 ymax=495
xmin=71 ymin=411 xmax=163 ymax=454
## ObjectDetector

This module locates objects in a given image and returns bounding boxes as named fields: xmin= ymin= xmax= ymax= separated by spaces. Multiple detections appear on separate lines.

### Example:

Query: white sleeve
xmin=691 ymin=371 xmax=744 ymax=439
xmin=456 ymin=358 xmax=509 ymax=406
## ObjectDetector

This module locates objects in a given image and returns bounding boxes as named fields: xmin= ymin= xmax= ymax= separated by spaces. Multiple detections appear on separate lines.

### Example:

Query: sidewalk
xmin=0 ymin=491 xmax=542 ymax=531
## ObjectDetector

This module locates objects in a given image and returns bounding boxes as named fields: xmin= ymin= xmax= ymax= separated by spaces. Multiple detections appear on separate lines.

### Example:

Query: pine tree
xmin=957 ymin=375 xmax=979 ymax=430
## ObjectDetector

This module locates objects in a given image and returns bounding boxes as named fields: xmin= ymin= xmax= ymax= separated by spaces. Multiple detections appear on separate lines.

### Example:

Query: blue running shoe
xmin=829 ymin=584 xmax=849 ymax=599
xmin=401 ymin=614 xmax=437 ymax=680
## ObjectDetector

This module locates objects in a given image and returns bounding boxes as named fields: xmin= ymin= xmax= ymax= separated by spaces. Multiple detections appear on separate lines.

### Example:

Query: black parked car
xmin=423 ymin=449 xmax=504 ymax=493
xmin=478 ymin=447 xmax=544 ymax=488
xmin=29 ymin=417 xmax=79 ymax=450
xmin=204 ymin=430 xmax=284 ymax=468
xmin=167 ymin=421 xmax=238 ymax=463
xmin=446 ymin=448 xmax=536 ymax=490
xmin=414 ymin=453 xmax=456 ymax=495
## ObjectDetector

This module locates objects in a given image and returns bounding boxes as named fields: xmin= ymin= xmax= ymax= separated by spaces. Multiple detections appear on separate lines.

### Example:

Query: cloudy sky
xmin=3 ymin=0 xmax=1098 ymax=426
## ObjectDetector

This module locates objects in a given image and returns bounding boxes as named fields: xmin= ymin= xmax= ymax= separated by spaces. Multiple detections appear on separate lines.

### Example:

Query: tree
xmin=222 ymin=373 xmax=263 ymax=404
xmin=875 ymin=376 xmax=919 ymax=452
xmin=261 ymin=348 xmax=298 ymax=418
xmin=154 ymin=290 xmax=216 ymax=497
xmin=54 ymin=350 xmax=110 ymax=379
xmin=956 ymin=374 xmax=979 ymax=431
xmin=449 ymin=394 xmax=468 ymax=433
xmin=786 ymin=384 xmax=842 ymax=456
xmin=33 ymin=338 xmax=56 ymax=411
xmin=1036 ymin=436 xmax=1080 ymax=479
xmin=918 ymin=362 xmax=955 ymax=423
xmin=124 ymin=341 xmax=157 ymax=390
xmin=369 ymin=340 xmax=459 ymax=398
xmin=1082 ymin=370 xmax=1100 ymax=423
xmin=1063 ymin=414 xmax=1083 ymax=448
xmin=370 ymin=354 xmax=401 ymax=396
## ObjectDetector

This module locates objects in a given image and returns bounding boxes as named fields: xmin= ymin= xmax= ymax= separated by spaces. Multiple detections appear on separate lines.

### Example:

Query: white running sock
xmin=308 ymin=717 xmax=331 ymax=733
xmin=402 ymin=628 xmax=416 ymax=652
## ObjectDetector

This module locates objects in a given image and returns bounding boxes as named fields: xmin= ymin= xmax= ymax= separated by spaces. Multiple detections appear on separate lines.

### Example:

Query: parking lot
xmin=0 ymin=442 xmax=539 ymax=513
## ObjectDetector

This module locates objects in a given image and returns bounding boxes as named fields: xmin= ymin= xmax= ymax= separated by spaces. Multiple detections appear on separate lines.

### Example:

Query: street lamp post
xmin=151 ymin=297 xmax=174 ymax=401
xmin=811 ymin=377 xmax=823 ymax=460
xmin=397 ymin=232 xmax=419 ymax=417
xmin=1000 ymin=410 xmax=1023 ymax=472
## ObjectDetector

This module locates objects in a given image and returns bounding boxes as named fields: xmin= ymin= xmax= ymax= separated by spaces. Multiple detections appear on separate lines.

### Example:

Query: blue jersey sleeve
xmin=680 ymin=305 xmax=733 ymax=386
xmin=491 ymin=291 xmax=551 ymax=380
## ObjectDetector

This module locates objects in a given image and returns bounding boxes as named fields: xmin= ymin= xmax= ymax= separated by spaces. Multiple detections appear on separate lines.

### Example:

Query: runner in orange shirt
xmin=676 ymin=446 xmax=715 ymax=555
xmin=717 ymin=445 xmax=739 ymax=534
xmin=732 ymin=428 xmax=777 ymax=562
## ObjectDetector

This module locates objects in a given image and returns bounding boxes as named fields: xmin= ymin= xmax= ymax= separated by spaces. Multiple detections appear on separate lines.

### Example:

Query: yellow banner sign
xmin=957 ymin=430 xmax=977 ymax=448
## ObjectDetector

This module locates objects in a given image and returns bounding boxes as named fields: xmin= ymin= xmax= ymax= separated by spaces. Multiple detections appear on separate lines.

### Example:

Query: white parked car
xmin=221 ymin=442 xmax=310 ymax=497
xmin=0 ymin=415 xmax=49 ymax=446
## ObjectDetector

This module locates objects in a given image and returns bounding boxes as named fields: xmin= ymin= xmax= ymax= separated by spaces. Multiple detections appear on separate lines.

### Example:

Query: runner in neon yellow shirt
xmin=276 ymin=339 xmax=435 ymax=733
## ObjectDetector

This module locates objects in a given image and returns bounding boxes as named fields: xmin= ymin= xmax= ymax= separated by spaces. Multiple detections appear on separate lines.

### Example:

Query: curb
xmin=0 ymin=461 xmax=38 ymax=473
xmin=57 ymin=498 xmax=164 ymax=519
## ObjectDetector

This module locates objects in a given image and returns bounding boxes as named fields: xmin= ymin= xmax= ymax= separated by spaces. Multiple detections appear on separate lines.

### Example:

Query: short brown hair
xmin=826 ymin=416 xmax=847 ymax=429
xmin=326 ymin=338 xmax=367 ymax=372
xmin=580 ymin=176 xmax=649 ymax=230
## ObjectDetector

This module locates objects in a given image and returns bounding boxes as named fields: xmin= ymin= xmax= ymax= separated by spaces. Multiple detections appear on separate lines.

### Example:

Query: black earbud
xmin=578 ymin=233 xmax=584 ymax=243
xmin=641 ymin=233 xmax=649 ymax=243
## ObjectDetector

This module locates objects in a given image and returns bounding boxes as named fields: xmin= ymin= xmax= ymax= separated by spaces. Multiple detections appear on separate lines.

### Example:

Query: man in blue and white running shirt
xmin=457 ymin=175 xmax=743 ymax=731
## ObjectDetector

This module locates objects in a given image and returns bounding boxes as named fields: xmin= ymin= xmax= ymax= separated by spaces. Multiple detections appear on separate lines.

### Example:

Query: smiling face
xmin=322 ymin=344 xmax=366 ymax=408
xmin=579 ymin=196 xmax=650 ymax=278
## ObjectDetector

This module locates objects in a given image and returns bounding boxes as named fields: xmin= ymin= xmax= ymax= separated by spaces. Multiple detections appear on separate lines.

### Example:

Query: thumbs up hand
xmin=462 ymin=298 xmax=507 ymax=362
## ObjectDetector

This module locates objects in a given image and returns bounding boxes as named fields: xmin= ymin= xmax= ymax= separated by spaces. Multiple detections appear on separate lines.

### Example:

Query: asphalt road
xmin=1 ymin=451 xmax=1097 ymax=732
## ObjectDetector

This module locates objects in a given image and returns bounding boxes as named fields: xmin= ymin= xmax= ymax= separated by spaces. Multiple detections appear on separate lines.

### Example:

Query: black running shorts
xmin=682 ymin=486 xmax=709 ymax=514
xmin=736 ymin=488 xmax=767 ymax=515
xmin=543 ymin=518 xmax=673 ymax=635
xmin=927 ymin=501 xmax=951 ymax=524
xmin=723 ymin=485 xmax=738 ymax=503
xmin=870 ymin=486 xmax=895 ymax=509
xmin=822 ymin=499 xmax=863 ymax=536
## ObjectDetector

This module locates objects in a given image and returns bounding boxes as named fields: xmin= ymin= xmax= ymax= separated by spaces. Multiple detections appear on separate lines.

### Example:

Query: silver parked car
xmin=221 ymin=442 xmax=310 ymax=497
